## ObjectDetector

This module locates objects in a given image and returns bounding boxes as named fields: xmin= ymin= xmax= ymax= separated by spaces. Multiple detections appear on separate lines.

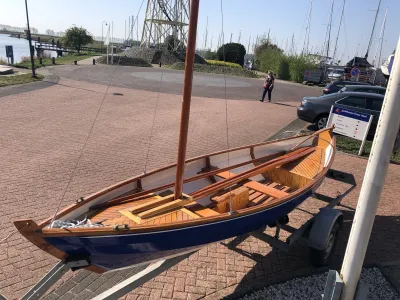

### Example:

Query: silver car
xmin=327 ymin=69 xmax=344 ymax=81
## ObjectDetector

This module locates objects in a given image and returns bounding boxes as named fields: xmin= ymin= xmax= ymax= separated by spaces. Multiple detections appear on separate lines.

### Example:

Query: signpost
xmin=5 ymin=45 xmax=14 ymax=64
xmin=350 ymin=67 xmax=360 ymax=81
xmin=326 ymin=105 xmax=373 ymax=155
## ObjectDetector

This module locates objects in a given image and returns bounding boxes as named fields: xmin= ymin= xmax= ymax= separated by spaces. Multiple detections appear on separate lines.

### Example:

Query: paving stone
xmin=52 ymin=280 xmax=78 ymax=297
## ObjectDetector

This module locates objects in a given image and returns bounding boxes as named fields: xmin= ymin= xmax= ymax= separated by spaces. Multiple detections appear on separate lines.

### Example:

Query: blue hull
xmin=45 ymin=189 xmax=313 ymax=270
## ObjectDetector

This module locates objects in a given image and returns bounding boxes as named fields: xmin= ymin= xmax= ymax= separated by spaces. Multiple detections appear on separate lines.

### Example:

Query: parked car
xmin=339 ymin=85 xmax=386 ymax=95
xmin=322 ymin=80 xmax=372 ymax=95
xmin=327 ymin=69 xmax=344 ymax=81
xmin=297 ymin=92 xmax=384 ymax=137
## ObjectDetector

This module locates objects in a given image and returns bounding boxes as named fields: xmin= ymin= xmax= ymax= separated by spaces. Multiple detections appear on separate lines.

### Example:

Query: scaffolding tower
xmin=141 ymin=0 xmax=190 ymax=50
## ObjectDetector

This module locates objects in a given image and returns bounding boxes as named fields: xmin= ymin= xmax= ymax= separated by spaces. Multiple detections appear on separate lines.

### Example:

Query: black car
xmin=297 ymin=92 xmax=384 ymax=137
xmin=322 ymin=80 xmax=372 ymax=95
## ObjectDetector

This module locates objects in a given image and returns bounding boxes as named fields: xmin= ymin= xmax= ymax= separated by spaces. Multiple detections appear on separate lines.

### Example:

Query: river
xmin=0 ymin=33 xmax=57 ymax=63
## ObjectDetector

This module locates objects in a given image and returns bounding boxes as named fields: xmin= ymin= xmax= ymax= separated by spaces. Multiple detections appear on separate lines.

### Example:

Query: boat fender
xmin=113 ymin=224 xmax=130 ymax=231
xmin=76 ymin=197 xmax=84 ymax=204
xmin=307 ymin=208 xmax=343 ymax=250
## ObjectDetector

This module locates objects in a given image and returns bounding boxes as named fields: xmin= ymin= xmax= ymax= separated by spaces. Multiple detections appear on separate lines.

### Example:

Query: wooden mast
xmin=174 ymin=0 xmax=200 ymax=200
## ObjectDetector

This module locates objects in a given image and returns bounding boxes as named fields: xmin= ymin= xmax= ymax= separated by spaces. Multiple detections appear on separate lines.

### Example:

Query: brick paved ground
xmin=0 ymin=77 xmax=299 ymax=299
xmin=1 ymin=74 xmax=399 ymax=299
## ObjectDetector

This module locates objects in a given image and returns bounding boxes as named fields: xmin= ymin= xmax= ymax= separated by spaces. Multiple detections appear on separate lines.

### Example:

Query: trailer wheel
xmin=309 ymin=221 xmax=340 ymax=267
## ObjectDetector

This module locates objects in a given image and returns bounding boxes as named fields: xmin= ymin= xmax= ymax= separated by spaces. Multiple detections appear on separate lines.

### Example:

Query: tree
xmin=254 ymin=39 xmax=283 ymax=57
xmin=217 ymin=43 xmax=246 ymax=66
xmin=62 ymin=26 xmax=93 ymax=53
xmin=30 ymin=27 xmax=38 ymax=34
xmin=202 ymin=50 xmax=218 ymax=60
xmin=45 ymin=29 xmax=55 ymax=36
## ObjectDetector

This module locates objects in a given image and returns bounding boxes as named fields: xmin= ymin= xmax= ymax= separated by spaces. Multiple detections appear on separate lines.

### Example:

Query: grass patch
xmin=13 ymin=54 xmax=94 ymax=69
xmin=336 ymin=135 xmax=400 ymax=163
xmin=0 ymin=73 xmax=44 ymax=87
xmin=206 ymin=60 xmax=242 ymax=69
xmin=169 ymin=62 xmax=258 ymax=78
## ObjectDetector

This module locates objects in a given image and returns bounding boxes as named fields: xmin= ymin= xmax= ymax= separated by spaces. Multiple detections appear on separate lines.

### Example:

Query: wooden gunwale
xmin=34 ymin=128 xmax=333 ymax=231
xmin=34 ymin=133 xmax=335 ymax=237
xmin=90 ymin=150 xmax=286 ymax=211
xmin=37 ymin=134 xmax=310 ymax=228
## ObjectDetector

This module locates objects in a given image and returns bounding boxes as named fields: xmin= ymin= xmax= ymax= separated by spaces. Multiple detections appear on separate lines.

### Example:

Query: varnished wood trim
xmin=130 ymin=195 xmax=173 ymax=214
xmin=92 ymin=151 xmax=286 ymax=210
xmin=38 ymin=134 xmax=335 ymax=237
xmin=181 ymin=208 xmax=201 ymax=219
xmin=216 ymin=171 xmax=289 ymax=198
xmin=13 ymin=220 xmax=106 ymax=273
xmin=191 ymin=147 xmax=314 ymax=199
xmin=37 ymin=133 xmax=321 ymax=227
xmin=138 ymin=195 xmax=193 ymax=219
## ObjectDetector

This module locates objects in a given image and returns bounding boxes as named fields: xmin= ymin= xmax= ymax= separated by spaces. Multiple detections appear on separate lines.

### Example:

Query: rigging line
xmin=343 ymin=14 xmax=350 ymax=61
xmin=131 ymin=0 xmax=146 ymax=43
xmin=50 ymin=24 xmax=136 ymax=227
xmin=143 ymin=52 xmax=165 ymax=174
xmin=220 ymin=0 xmax=233 ymax=215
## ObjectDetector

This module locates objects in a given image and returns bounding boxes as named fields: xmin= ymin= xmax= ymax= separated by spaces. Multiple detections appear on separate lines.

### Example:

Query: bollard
xmin=74 ymin=60 xmax=77 ymax=65
xmin=52 ymin=57 xmax=55 ymax=65
xmin=159 ymin=61 xmax=162 ymax=67
xmin=93 ymin=59 xmax=96 ymax=65
xmin=39 ymin=57 xmax=43 ymax=65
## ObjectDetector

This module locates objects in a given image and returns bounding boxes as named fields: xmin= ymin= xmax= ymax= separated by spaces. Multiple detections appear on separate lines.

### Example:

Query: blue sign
xmin=350 ymin=67 xmax=360 ymax=77
xmin=332 ymin=106 xmax=370 ymax=122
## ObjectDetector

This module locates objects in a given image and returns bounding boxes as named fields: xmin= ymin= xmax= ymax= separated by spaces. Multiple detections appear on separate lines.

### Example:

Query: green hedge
xmin=206 ymin=60 xmax=242 ymax=69
xmin=255 ymin=45 xmax=315 ymax=83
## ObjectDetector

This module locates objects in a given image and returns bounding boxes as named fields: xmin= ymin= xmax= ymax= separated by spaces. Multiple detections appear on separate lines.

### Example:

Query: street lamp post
xmin=101 ymin=21 xmax=107 ymax=53
xmin=24 ymin=0 xmax=36 ymax=77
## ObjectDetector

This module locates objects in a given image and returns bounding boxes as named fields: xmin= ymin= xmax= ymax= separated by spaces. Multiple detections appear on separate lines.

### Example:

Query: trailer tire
xmin=309 ymin=221 xmax=340 ymax=267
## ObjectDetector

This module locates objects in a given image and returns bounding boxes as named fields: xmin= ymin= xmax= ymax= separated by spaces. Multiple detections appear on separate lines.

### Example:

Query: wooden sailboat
xmin=14 ymin=0 xmax=336 ymax=274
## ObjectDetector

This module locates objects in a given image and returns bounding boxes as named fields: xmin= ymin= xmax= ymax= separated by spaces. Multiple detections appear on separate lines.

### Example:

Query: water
xmin=0 ymin=33 xmax=57 ymax=63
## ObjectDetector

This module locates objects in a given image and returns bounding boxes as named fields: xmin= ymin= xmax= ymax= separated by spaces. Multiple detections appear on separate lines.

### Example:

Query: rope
xmin=219 ymin=0 xmax=233 ymax=214
xmin=0 ymin=230 xmax=18 ymax=244
xmin=143 ymin=52 xmax=165 ymax=174
xmin=49 ymin=22 xmax=137 ymax=227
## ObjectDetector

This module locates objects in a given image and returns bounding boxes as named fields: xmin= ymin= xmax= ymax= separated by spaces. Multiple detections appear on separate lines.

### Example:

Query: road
xmin=46 ymin=64 xmax=322 ymax=102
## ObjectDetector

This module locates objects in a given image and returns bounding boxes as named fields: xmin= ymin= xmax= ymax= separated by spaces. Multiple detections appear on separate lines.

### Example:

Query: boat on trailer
xmin=15 ymin=129 xmax=335 ymax=273
xmin=14 ymin=0 xmax=336 ymax=274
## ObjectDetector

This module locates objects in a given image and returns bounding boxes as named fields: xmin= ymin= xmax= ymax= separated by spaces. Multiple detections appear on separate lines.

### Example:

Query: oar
xmin=90 ymin=150 xmax=285 ymax=210
xmin=191 ymin=147 xmax=315 ymax=200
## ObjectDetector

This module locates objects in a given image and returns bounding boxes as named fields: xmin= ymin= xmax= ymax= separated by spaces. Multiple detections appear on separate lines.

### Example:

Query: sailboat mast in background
xmin=174 ymin=0 xmax=200 ymax=200
xmin=365 ymin=0 xmax=381 ymax=59
xmin=302 ymin=0 xmax=313 ymax=55
xmin=325 ymin=0 xmax=335 ymax=61
xmin=373 ymin=7 xmax=388 ymax=67
xmin=332 ymin=0 xmax=345 ymax=63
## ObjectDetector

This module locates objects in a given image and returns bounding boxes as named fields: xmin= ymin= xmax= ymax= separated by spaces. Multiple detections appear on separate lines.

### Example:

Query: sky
xmin=1 ymin=0 xmax=398 ymax=66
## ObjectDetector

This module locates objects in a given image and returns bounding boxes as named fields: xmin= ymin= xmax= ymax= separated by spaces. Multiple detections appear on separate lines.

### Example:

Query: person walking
xmin=259 ymin=71 xmax=275 ymax=102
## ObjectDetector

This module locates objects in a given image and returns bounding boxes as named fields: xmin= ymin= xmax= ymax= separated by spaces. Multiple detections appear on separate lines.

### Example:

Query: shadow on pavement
xmin=218 ymin=169 xmax=400 ymax=299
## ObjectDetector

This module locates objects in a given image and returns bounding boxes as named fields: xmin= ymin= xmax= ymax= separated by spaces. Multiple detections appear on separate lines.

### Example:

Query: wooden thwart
xmin=130 ymin=195 xmax=172 ymax=214
xmin=127 ymin=193 xmax=193 ymax=220
xmin=216 ymin=171 xmax=289 ymax=199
